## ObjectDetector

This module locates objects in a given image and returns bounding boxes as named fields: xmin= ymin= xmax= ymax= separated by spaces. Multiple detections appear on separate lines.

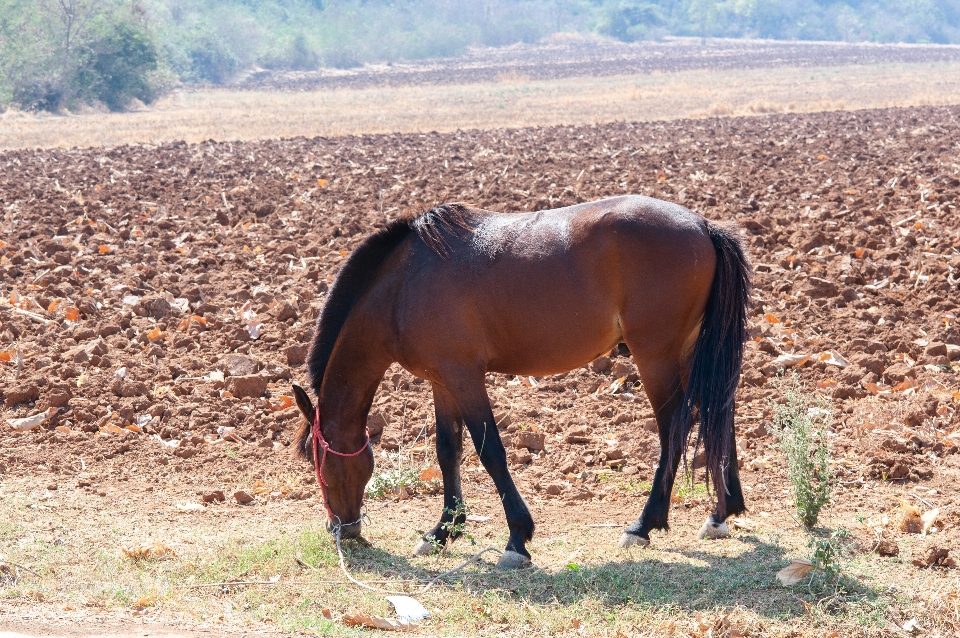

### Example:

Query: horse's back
xmin=384 ymin=196 xmax=717 ymax=377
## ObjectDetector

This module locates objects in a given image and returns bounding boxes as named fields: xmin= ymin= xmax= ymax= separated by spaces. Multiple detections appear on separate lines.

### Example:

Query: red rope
xmin=312 ymin=403 xmax=370 ymax=520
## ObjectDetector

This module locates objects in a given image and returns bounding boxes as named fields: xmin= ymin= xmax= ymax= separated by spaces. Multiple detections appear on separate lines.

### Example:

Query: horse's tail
xmin=668 ymin=220 xmax=752 ymax=518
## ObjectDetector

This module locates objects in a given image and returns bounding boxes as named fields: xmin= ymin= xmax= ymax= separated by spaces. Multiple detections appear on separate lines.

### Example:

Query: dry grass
xmin=0 ymin=468 xmax=957 ymax=637
xmin=4 ymin=61 xmax=960 ymax=150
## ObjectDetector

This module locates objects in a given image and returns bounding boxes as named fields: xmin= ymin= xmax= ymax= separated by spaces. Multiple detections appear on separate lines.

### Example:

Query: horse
xmin=291 ymin=195 xmax=751 ymax=569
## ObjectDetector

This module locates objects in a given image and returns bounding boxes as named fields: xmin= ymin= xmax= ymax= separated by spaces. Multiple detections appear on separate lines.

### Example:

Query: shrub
xmin=75 ymin=21 xmax=161 ymax=111
xmin=768 ymin=373 xmax=833 ymax=528
xmin=258 ymin=33 xmax=320 ymax=71
xmin=185 ymin=33 xmax=238 ymax=84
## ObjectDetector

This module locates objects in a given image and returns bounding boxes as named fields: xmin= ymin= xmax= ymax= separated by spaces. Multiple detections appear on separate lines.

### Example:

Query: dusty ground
xmin=7 ymin=39 xmax=960 ymax=150
xmin=1 ymin=104 xmax=959 ymax=636
xmin=233 ymin=37 xmax=960 ymax=91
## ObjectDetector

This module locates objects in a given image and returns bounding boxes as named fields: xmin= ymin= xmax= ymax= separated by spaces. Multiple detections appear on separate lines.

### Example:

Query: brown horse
xmin=291 ymin=195 xmax=751 ymax=568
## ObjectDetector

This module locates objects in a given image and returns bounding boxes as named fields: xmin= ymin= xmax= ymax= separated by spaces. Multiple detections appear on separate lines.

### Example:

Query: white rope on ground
xmin=333 ymin=527 xmax=507 ymax=595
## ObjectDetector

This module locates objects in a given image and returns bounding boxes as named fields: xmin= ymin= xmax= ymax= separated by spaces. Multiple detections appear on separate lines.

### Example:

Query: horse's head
xmin=293 ymin=385 xmax=373 ymax=539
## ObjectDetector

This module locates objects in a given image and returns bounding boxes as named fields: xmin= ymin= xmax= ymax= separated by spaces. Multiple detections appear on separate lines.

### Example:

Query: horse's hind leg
xmin=413 ymin=383 xmax=467 ymax=556
xmin=619 ymin=357 xmax=685 ymax=548
xmin=697 ymin=427 xmax=746 ymax=540
xmin=440 ymin=368 xmax=534 ymax=569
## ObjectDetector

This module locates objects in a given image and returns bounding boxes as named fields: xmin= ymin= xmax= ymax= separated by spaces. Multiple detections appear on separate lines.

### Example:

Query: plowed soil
xmin=237 ymin=37 xmax=960 ymax=91
xmin=2 ymin=104 xmax=960 ymax=633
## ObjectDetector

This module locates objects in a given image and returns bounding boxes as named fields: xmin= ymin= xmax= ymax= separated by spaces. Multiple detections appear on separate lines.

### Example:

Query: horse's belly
xmin=481 ymin=295 xmax=623 ymax=376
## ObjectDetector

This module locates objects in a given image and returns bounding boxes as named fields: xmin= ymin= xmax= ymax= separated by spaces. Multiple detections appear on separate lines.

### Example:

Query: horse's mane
xmin=295 ymin=203 xmax=472 ymax=458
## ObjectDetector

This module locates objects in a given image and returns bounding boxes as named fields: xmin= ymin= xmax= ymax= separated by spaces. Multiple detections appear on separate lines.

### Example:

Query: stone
xmin=202 ymin=490 xmax=226 ymax=504
xmin=513 ymin=430 xmax=545 ymax=451
xmin=77 ymin=297 xmax=99 ymax=316
xmin=86 ymin=340 xmax=108 ymax=357
xmin=274 ymin=302 xmax=298 ymax=322
xmin=610 ymin=359 xmax=636 ymax=378
xmin=882 ymin=362 xmax=915 ymax=384
xmin=544 ymin=483 xmax=564 ymax=496
xmin=744 ymin=423 xmax=768 ymax=438
xmin=875 ymin=539 xmax=899 ymax=557
xmin=590 ymin=356 xmax=613 ymax=373
xmin=284 ymin=343 xmax=309 ymax=366
xmin=947 ymin=344 xmax=960 ymax=361
xmin=509 ymin=450 xmax=533 ymax=465
xmin=110 ymin=380 xmax=148 ymax=398
xmin=622 ymin=466 xmax=639 ymax=475
xmin=741 ymin=367 xmax=766 ymax=387
xmin=68 ymin=348 xmax=91 ymax=364
xmin=138 ymin=295 xmax=172 ymax=319
xmin=924 ymin=342 xmax=948 ymax=358
xmin=642 ymin=418 xmax=659 ymax=433
xmin=852 ymin=354 xmax=885 ymax=377
xmin=223 ymin=353 xmax=260 ymax=377
xmin=803 ymin=276 xmax=839 ymax=298
xmin=381 ymin=436 xmax=399 ymax=451
xmin=225 ymin=375 xmax=268 ymax=398
xmin=367 ymin=411 xmax=388 ymax=437
xmin=564 ymin=427 xmax=592 ymax=444
xmin=5 ymin=383 xmax=39 ymax=408
xmin=43 ymin=384 xmax=72 ymax=408
xmin=233 ymin=490 xmax=255 ymax=505
xmin=98 ymin=323 xmax=122 ymax=338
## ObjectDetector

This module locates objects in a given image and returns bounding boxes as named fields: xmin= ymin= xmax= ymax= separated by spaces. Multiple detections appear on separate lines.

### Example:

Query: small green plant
xmin=366 ymin=464 xmax=427 ymax=500
xmin=809 ymin=527 xmax=849 ymax=587
xmin=440 ymin=498 xmax=475 ymax=545
xmin=768 ymin=373 xmax=832 ymax=528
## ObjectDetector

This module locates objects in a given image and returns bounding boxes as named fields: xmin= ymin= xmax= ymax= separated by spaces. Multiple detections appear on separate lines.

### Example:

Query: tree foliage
xmin=3 ymin=0 xmax=959 ymax=111
xmin=0 ymin=0 xmax=167 ymax=111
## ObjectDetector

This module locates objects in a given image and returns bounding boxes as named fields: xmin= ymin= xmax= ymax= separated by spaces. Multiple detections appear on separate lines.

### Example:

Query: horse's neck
xmin=319 ymin=330 xmax=391 ymax=448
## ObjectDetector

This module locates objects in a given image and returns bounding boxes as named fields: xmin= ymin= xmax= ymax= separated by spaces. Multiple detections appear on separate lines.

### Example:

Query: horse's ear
xmin=292 ymin=384 xmax=314 ymax=422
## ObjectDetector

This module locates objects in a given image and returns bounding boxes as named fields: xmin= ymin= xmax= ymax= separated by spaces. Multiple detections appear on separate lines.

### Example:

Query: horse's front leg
xmin=441 ymin=369 xmax=534 ymax=569
xmin=413 ymin=383 xmax=467 ymax=556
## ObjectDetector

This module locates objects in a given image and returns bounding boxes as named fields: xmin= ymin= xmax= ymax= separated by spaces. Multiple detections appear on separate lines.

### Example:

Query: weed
xmin=810 ymin=528 xmax=848 ymax=584
xmin=768 ymin=373 xmax=832 ymax=528
xmin=366 ymin=425 xmax=440 ymax=500
xmin=366 ymin=464 xmax=427 ymax=500
xmin=673 ymin=476 xmax=709 ymax=501
xmin=441 ymin=498 xmax=475 ymax=545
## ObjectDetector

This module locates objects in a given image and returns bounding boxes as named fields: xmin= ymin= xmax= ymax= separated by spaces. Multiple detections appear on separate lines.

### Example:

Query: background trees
xmin=3 ymin=0 xmax=959 ymax=113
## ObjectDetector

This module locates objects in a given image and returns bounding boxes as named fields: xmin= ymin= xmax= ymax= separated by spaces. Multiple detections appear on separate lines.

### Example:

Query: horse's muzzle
xmin=326 ymin=518 xmax=362 ymax=538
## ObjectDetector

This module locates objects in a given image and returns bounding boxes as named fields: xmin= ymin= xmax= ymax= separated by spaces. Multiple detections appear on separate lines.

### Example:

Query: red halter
xmin=311 ymin=404 xmax=370 ymax=520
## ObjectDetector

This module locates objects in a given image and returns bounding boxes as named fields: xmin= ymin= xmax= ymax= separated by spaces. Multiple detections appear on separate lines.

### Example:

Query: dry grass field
xmin=3 ymin=61 xmax=960 ymax=149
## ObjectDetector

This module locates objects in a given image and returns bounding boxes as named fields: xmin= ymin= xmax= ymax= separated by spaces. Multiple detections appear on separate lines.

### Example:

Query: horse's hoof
xmin=696 ymin=519 xmax=730 ymax=540
xmin=618 ymin=533 xmax=650 ymax=549
xmin=412 ymin=538 xmax=439 ymax=556
xmin=496 ymin=550 xmax=531 ymax=570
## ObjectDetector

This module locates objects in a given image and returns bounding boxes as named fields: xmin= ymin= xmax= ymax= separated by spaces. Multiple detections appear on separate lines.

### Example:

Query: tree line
xmin=2 ymin=0 xmax=958 ymax=113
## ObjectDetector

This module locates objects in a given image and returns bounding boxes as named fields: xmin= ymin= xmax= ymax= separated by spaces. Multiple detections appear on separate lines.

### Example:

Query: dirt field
xmin=1 ymin=103 xmax=960 ymax=636
xmin=235 ymin=37 xmax=960 ymax=91
xmin=6 ymin=44 xmax=960 ymax=150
